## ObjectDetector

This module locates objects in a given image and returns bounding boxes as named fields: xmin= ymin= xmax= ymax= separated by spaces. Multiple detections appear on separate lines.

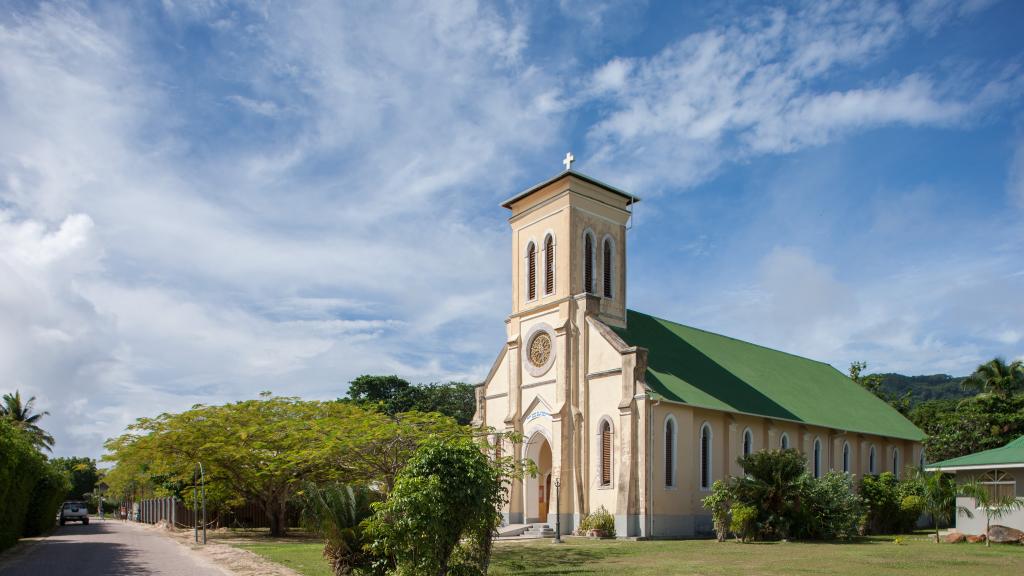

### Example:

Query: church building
xmin=472 ymin=159 xmax=926 ymax=538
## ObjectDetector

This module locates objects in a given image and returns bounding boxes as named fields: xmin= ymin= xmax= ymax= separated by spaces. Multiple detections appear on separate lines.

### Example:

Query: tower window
xmin=526 ymin=242 xmax=536 ymax=300
xmin=600 ymin=420 xmax=613 ymax=486
xmin=602 ymin=237 xmax=613 ymax=298
xmin=584 ymin=232 xmax=594 ymax=294
xmin=544 ymin=234 xmax=555 ymax=295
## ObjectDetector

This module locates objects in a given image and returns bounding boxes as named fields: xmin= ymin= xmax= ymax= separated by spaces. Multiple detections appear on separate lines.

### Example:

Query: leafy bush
xmin=0 ymin=419 xmax=47 ymax=550
xmin=729 ymin=504 xmax=757 ymax=542
xmin=859 ymin=473 xmax=922 ymax=534
xmin=365 ymin=437 xmax=507 ymax=576
xmin=730 ymin=449 xmax=807 ymax=540
xmin=22 ymin=462 xmax=71 ymax=537
xmin=795 ymin=472 xmax=864 ymax=540
xmin=299 ymin=482 xmax=376 ymax=575
xmin=700 ymin=480 xmax=733 ymax=542
xmin=576 ymin=505 xmax=615 ymax=537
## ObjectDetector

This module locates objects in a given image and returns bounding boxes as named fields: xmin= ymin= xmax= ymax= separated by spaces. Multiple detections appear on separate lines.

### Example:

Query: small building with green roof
xmin=926 ymin=436 xmax=1024 ymax=534
xmin=473 ymin=165 xmax=925 ymax=538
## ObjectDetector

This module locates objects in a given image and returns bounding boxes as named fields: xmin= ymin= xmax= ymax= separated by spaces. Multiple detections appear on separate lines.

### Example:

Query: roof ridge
xmin=629 ymin=308 xmax=839 ymax=370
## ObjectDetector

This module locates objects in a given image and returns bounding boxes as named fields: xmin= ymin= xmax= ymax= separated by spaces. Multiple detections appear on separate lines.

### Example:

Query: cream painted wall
xmin=587 ymin=321 xmax=622 ymax=373
xmin=587 ymin=373 xmax=622 ymax=514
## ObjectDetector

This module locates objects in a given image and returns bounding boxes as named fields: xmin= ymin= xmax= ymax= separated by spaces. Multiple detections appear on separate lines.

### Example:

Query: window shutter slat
xmin=601 ymin=422 xmax=612 ymax=486
xmin=527 ymin=244 xmax=536 ymax=300
xmin=584 ymin=234 xmax=593 ymax=294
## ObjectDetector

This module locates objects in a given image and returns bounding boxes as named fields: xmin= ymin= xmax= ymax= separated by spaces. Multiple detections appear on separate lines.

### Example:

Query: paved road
xmin=0 ymin=520 xmax=229 ymax=576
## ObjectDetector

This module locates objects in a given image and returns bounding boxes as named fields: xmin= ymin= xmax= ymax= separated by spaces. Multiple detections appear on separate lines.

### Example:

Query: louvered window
xmin=544 ymin=235 xmax=554 ymax=294
xmin=700 ymin=423 xmax=711 ymax=490
xmin=665 ymin=419 xmax=675 ymax=487
xmin=526 ymin=243 xmax=536 ymax=300
xmin=602 ymin=238 xmax=613 ymax=297
xmin=494 ymin=435 xmax=502 ymax=461
xmin=584 ymin=233 xmax=594 ymax=294
xmin=600 ymin=421 xmax=612 ymax=486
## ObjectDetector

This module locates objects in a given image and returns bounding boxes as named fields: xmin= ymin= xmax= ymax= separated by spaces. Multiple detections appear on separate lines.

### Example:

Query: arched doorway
xmin=524 ymin=432 xmax=552 ymax=523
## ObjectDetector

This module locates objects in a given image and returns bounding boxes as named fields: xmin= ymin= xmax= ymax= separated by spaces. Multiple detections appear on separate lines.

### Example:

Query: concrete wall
xmin=953 ymin=469 xmax=1024 ymax=535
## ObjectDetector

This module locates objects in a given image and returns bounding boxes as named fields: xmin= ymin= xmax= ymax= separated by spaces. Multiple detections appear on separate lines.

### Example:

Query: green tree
xmin=344 ymin=376 xmax=477 ymax=425
xmin=912 ymin=394 xmax=1024 ymax=462
xmin=51 ymin=457 xmax=100 ymax=501
xmin=104 ymin=396 xmax=369 ymax=536
xmin=1 ymin=391 xmax=55 ymax=451
xmin=333 ymin=410 xmax=465 ymax=494
xmin=960 ymin=358 xmax=1024 ymax=398
xmin=911 ymin=468 xmax=973 ymax=543
xmin=959 ymin=479 xmax=1024 ymax=547
xmin=365 ymin=437 xmax=509 ymax=576
xmin=858 ymin=472 xmax=922 ymax=534
xmin=849 ymin=362 xmax=911 ymax=415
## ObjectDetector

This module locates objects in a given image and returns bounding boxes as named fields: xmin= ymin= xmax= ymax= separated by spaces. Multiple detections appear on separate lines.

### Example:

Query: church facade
xmin=472 ymin=166 xmax=925 ymax=538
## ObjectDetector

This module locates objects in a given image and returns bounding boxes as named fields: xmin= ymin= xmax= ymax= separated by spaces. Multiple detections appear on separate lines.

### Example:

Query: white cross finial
xmin=563 ymin=152 xmax=575 ymax=171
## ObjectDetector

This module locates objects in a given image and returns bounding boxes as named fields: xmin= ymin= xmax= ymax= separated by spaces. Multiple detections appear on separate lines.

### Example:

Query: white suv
xmin=59 ymin=501 xmax=89 ymax=526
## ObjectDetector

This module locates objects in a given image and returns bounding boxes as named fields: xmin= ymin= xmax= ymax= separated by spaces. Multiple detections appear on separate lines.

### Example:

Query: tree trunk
xmin=267 ymin=498 xmax=288 ymax=537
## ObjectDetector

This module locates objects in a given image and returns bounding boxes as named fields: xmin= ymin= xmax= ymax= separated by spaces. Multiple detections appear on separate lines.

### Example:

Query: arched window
xmin=583 ymin=232 xmax=594 ymax=294
xmin=892 ymin=447 xmax=900 ymax=479
xmin=780 ymin=433 xmax=790 ymax=450
xmin=842 ymin=441 xmax=851 ymax=473
xmin=742 ymin=428 xmax=753 ymax=457
xmin=664 ymin=416 xmax=676 ymax=487
xmin=543 ymin=234 xmax=555 ymax=295
xmin=602 ymin=237 xmax=614 ymax=298
xmin=599 ymin=419 xmax=613 ymax=487
xmin=813 ymin=438 xmax=822 ymax=478
xmin=526 ymin=242 xmax=536 ymax=300
xmin=869 ymin=445 xmax=877 ymax=474
xmin=494 ymin=434 xmax=502 ymax=461
xmin=978 ymin=470 xmax=1016 ymax=499
xmin=700 ymin=423 xmax=712 ymax=490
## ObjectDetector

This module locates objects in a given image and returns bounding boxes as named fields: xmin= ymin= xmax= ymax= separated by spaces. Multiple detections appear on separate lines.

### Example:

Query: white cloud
xmin=582 ymin=1 xmax=1007 ymax=192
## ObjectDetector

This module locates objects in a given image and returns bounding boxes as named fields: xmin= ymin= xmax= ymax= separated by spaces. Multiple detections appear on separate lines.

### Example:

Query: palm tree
xmin=299 ymin=482 xmax=376 ymax=575
xmin=1 ymin=390 xmax=55 ymax=451
xmin=912 ymin=468 xmax=973 ymax=543
xmin=960 ymin=358 xmax=1024 ymax=398
xmin=959 ymin=479 xmax=1024 ymax=547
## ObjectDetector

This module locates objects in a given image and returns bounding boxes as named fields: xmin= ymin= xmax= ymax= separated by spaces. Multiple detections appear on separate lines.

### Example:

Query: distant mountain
xmin=875 ymin=373 xmax=970 ymax=404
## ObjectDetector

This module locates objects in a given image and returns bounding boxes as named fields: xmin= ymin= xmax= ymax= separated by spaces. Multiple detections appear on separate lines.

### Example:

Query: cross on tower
xmin=562 ymin=152 xmax=575 ymax=171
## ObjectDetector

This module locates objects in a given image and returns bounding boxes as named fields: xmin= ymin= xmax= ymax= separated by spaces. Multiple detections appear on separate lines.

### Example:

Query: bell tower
xmin=502 ymin=155 xmax=637 ymax=329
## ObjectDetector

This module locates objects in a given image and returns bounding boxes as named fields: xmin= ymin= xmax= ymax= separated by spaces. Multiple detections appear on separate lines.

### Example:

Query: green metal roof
xmin=612 ymin=310 xmax=925 ymax=441
xmin=926 ymin=436 xmax=1024 ymax=470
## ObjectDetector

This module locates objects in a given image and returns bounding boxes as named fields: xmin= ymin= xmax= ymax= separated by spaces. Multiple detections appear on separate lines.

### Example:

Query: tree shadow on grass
xmin=493 ymin=543 xmax=625 ymax=575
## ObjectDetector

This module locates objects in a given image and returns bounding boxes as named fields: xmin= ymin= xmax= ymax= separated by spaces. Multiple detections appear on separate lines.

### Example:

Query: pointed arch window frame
xmin=543 ymin=232 xmax=556 ymax=296
xmin=742 ymin=427 xmax=753 ymax=458
xmin=699 ymin=422 xmax=712 ymax=491
xmin=601 ymin=235 xmax=616 ymax=299
xmin=597 ymin=417 xmax=614 ymax=488
xmin=583 ymin=230 xmax=596 ymax=295
xmin=664 ymin=415 xmax=678 ymax=488
xmin=525 ymin=240 xmax=537 ymax=301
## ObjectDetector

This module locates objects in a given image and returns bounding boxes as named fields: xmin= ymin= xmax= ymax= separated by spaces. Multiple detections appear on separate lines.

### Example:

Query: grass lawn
xmin=229 ymin=533 xmax=1024 ymax=576
xmin=233 ymin=541 xmax=332 ymax=576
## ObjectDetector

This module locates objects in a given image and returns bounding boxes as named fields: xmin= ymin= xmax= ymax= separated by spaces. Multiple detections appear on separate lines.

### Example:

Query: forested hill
xmin=875 ymin=373 xmax=970 ymax=403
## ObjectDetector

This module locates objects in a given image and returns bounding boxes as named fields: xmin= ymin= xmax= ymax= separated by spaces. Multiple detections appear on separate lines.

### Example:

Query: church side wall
xmin=645 ymin=402 xmax=925 ymax=539
xmin=586 ymin=373 xmax=622 ymax=516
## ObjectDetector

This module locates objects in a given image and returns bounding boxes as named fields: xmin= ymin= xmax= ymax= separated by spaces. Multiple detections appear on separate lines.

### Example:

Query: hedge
xmin=0 ymin=419 xmax=70 ymax=550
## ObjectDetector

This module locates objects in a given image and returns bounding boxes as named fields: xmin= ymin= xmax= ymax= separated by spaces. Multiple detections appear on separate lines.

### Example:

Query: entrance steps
xmin=496 ymin=523 xmax=557 ymax=540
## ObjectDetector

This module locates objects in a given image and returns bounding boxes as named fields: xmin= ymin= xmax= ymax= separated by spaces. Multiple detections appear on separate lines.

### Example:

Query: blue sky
xmin=1 ymin=0 xmax=1022 ymax=458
